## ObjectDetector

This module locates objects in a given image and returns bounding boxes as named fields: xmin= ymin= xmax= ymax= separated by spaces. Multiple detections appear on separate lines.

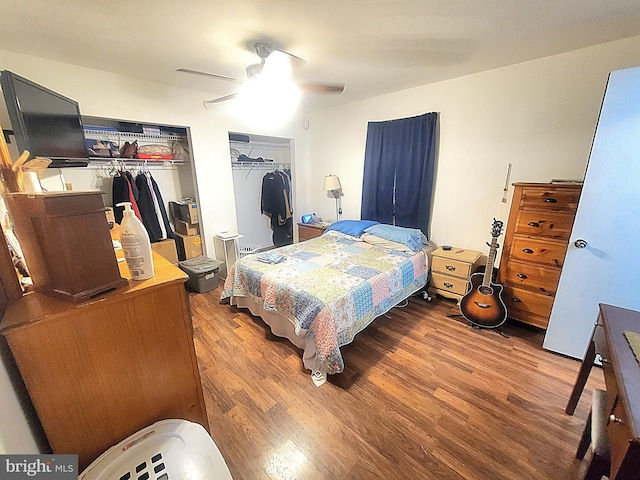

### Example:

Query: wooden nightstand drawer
xmin=298 ymin=223 xmax=327 ymax=241
xmin=431 ymin=272 xmax=469 ymax=296
xmin=431 ymin=248 xmax=482 ymax=278
xmin=432 ymin=256 xmax=475 ymax=279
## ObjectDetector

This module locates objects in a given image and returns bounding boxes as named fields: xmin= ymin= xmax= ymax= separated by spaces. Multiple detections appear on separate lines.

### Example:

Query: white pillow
xmin=360 ymin=233 xmax=413 ymax=252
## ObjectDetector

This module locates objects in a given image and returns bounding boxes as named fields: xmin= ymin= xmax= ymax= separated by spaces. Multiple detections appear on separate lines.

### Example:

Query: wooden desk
xmin=567 ymin=304 xmax=640 ymax=479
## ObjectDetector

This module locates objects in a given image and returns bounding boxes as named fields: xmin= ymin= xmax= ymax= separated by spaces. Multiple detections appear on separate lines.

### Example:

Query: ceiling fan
xmin=177 ymin=42 xmax=345 ymax=107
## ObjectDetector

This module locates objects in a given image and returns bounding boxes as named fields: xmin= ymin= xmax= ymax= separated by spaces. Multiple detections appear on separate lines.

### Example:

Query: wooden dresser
xmin=497 ymin=182 xmax=582 ymax=329
xmin=429 ymin=246 xmax=482 ymax=302
xmin=297 ymin=222 xmax=328 ymax=241
xmin=0 ymin=249 xmax=208 ymax=471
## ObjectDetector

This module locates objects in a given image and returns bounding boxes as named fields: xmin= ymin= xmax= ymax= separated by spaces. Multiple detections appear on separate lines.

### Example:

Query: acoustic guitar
xmin=459 ymin=219 xmax=508 ymax=329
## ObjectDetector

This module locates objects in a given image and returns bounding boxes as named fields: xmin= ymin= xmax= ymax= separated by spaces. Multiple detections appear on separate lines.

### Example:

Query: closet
xmin=40 ymin=116 xmax=202 ymax=259
xmin=229 ymin=132 xmax=293 ymax=253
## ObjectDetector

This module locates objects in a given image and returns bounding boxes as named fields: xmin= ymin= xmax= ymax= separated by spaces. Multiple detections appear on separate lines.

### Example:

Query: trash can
xmin=178 ymin=256 xmax=222 ymax=293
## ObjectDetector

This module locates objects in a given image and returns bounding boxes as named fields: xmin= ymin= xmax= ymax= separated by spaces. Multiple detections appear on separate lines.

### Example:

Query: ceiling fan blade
xmin=299 ymin=83 xmax=345 ymax=94
xmin=203 ymin=92 xmax=239 ymax=108
xmin=177 ymin=68 xmax=240 ymax=83
xmin=272 ymin=48 xmax=306 ymax=64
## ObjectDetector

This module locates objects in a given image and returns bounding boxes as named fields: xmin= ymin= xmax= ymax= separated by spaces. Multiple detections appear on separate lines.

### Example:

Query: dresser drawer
xmin=509 ymin=237 xmax=569 ymax=268
xmin=519 ymin=186 xmax=581 ymax=212
xmin=431 ymin=272 xmax=469 ymax=296
xmin=514 ymin=210 xmax=576 ymax=241
xmin=503 ymin=285 xmax=555 ymax=327
xmin=431 ymin=256 xmax=475 ymax=278
xmin=502 ymin=260 xmax=560 ymax=295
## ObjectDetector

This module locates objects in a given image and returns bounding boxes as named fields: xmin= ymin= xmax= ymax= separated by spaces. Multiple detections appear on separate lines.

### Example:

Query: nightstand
xmin=297 ymin=222 xmax=328 ymax=242
xmin=428 ymin=247 xmax=483 ymax=301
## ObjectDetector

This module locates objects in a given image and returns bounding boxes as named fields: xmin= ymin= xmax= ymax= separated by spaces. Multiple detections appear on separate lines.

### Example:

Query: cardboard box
xmin=151 ymin=238 xmax=179 ymax=265
xmin=170 ymin=200 xmax=198 ymax=224
xmin=174 ymin=219 xmax=199 ymax=236
xmin=175 ymin=233 xmax=203 ymax=259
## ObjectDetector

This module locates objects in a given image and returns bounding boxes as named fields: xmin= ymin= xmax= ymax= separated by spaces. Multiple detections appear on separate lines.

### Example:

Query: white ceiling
xmin=2 ymin=0 xmax=640 ymax=112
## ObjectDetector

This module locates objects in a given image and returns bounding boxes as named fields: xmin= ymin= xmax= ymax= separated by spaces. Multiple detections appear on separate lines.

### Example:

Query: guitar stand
xmin=447 ymin=314 xmax=509 ymax=338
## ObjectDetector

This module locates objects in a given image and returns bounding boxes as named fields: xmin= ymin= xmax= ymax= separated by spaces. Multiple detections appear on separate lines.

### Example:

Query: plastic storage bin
xmin=178 ymin=256 xmax=222 ymax=293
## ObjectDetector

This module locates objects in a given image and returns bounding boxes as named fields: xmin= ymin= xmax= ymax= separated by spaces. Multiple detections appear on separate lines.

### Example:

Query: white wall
xmin=0 ymin=48 xmax=305 ymax=454
xmin=301 ymin=35 xmax=640 ymax=255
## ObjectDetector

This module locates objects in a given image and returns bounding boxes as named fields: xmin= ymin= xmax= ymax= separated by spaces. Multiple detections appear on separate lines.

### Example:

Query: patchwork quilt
xmin=221 ymin=230 xmax=428 ymax=375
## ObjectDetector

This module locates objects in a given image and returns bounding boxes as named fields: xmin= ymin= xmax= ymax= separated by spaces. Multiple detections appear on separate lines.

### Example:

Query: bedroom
xmin=1 ymin=1 xmax=640 ymax=478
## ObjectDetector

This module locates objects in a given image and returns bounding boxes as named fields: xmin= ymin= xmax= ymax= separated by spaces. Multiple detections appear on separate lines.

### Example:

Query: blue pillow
xmin=325 ymin=220 xmax=379 ymax=237
xmin=363 ymin=224 xmax=427 ymax=251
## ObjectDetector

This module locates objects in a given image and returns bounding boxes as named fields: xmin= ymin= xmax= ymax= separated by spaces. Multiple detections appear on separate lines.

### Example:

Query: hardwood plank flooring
xmin=189 ymin=290 xmax=604 ymax=480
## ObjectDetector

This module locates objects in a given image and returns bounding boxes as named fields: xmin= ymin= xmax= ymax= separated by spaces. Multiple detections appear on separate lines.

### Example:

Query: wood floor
xmin=189 ymin=290 xmax=604 ymax=480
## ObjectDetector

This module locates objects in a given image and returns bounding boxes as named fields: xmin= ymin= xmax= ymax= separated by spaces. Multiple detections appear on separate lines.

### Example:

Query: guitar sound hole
xmin=479 ymin=286 xmax=494 ymax=295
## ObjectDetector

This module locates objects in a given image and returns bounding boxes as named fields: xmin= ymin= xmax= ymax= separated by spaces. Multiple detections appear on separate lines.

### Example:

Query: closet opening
xmin=228 ymin=131 xmax=294 ymax=256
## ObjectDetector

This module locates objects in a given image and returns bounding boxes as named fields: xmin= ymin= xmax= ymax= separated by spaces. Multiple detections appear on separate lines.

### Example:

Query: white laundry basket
xmin=80 ymin=419 xmax=233 ymax=480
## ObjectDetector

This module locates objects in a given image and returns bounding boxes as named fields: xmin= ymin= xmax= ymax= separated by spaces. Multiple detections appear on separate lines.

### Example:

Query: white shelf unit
xmin=82 ymin=116 xmax=192 ymax=165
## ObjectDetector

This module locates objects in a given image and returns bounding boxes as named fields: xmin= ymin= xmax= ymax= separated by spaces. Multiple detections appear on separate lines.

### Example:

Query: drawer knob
xmin=512 ymin=297 xmax=522 ymax=303
xmin=516 ymin=273 xmax=528 ymax=279
xmin=443 ymin=282 xmax=454 ymax=288
xmin=544 ymin=198 xmax=558 ymax=203
xmin=522 ymin=248 xmax=534 ymax=254
xmin=527 ymin=221 xmax=540 ymax=227
xmin=445 ymin=265 xmax=456 ymax=271
xmin=609 ymin=414 xmax=623 ymax=424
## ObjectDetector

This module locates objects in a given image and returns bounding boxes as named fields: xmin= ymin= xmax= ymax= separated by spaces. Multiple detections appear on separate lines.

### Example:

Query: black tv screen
xmin=1 ymin=70 xmax=88 ymax=167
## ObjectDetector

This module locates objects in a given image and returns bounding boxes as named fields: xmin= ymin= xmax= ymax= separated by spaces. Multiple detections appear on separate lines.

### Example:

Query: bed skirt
xmin=230 ymin=295 xmax=323 ymax=373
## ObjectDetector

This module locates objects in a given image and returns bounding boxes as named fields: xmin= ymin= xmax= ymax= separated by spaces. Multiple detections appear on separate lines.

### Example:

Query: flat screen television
xmin=1 ymin=70 xmax=89 ymax=167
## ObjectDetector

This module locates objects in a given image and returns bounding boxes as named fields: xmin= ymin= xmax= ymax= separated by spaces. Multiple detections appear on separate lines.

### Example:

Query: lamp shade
xmin=323 ymin=175 xmax=342 ymax=191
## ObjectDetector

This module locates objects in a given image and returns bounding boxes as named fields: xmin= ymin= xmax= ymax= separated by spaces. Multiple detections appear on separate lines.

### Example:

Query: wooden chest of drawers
xmin=429 ymin=247 xmax=482 ymax=301
xmin=497 ymin=182 xmax=582 ymax=329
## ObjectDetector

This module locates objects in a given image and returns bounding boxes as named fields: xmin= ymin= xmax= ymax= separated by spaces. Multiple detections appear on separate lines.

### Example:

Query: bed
xmin=221 ymin=222 xmax=431 ymax=385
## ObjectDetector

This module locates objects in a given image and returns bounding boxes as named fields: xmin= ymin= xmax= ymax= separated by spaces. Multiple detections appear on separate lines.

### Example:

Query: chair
xmin=576 ymin=389 xmax=611 ymax=480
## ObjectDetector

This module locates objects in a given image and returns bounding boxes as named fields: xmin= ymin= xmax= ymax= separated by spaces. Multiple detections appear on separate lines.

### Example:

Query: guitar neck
xmin=482 ymin=237 xmax=499 ymax=287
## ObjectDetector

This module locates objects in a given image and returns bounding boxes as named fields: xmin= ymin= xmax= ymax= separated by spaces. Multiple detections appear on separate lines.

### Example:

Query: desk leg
xmin=565 ymin=339 xmax=596 ymax=415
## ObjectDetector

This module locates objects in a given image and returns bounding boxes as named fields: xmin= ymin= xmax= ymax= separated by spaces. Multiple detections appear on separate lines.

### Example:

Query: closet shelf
xmin=231 ymin=162 xmax=290 ymax=170
xmin=84 ymin=129 xmax=184 ymax=142
xmin=87 ymin=157 xmax=186 ymax=165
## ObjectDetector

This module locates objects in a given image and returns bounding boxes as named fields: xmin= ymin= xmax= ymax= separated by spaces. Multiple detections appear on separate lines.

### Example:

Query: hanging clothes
xmin=261 ymin=170 xmax=293 ymax=247
xmin=112 ymin=171 xmax=142 ymax=223
xmin=145 ymin=172 xmax=167 ymax=240
xmin=261 ymin=170 xmax=292 ymax=227
xmin=136 ymin=172 xmax=164 ymax=242
xmin=150 ymin=175 xmax=178 ymax=240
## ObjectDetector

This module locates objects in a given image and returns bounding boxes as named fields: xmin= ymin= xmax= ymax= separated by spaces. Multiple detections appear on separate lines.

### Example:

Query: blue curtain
xmin=361 ymin=112 xmax=438 ymax=236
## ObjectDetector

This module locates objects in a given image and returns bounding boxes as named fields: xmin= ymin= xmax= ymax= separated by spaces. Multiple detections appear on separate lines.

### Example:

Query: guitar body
xmin=459 ymin=272 xmax=507 ymax=328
